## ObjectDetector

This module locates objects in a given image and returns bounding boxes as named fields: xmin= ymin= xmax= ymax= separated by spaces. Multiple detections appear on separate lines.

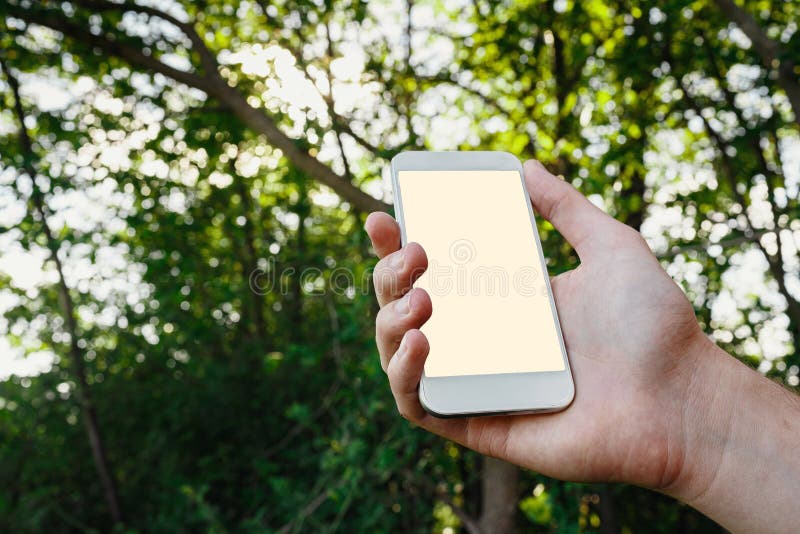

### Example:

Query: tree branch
xmin=4 ymin=3 xmax=390 ymax=213
xmin=402 ymin=469 xmax=483 ymax=534
xmin=656 ymin=229 xmax=771 ymax=259
xmin=76 ymin=0 xmax=219 ymax=76
xmin=713 ymin=0 xmax=800 ymax=126
xmin=4 ymin=4 xmax=216 ymax=91
xmin=275 ymin=479 xmax=346 ymax=534
xmin=0 ymin=54 xmax=123 ymax=526
xmin=676 ymin=73 xmax=800 ymax=334
xmin=416 ymin=72 xmax=515 ymax=118
xmin=260 ymin=8 xmax=399 ymax=160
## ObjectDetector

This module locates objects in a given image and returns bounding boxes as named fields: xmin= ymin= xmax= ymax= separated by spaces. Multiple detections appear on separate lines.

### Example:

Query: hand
xmin=365 ymin=160 xmax=708 ymax=489
xmin=366 ymin=160 xmax=800 ymax=532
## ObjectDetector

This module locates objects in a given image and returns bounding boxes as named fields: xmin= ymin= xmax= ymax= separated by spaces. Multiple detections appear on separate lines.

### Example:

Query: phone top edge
xmin=391 ymin=151 xmax=523 ymax=173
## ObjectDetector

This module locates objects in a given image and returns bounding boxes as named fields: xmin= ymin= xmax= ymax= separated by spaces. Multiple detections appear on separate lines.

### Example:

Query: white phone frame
xmin=390 ymin=151 xmax=574 ymax=417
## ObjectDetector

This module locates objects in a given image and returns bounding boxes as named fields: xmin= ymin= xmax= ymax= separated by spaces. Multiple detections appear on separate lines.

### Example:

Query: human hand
xmin=365 ymin=159 xmax=709 ymax=490
xmin=366 ymin=159 xmax=800 ymax=533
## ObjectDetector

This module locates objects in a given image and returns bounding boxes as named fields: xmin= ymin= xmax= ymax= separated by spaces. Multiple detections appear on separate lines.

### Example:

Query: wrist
xmin=660 ymin=334 xmax=739 ymax=504
xmin=663 ymin=333 xmax=800 ymax=532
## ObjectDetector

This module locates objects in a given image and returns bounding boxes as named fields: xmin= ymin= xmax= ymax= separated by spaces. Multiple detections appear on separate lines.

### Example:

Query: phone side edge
xmin=389 ymin=157 xmax=408 ymax=247
xmin=517 ymin=158 xmax=576 ymax=399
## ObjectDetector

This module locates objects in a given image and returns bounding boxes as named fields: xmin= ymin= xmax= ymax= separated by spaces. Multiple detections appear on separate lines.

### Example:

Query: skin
xmin=365 ymin=159 xmax=800 ymax=533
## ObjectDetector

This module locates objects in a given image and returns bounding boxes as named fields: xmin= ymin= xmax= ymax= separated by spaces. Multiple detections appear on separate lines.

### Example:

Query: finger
xmin=386 ymin=329 xmax=430 ymax=421
xmin=386 ymin=328 xmax=564 ymax=471
xmin=375 ymin=288 xmax=432 ymax=371
xmin=373 ymin=242 xmax=427 ymax=307
xmin=523 ymin=159 xmax=622 ymax=259
xmin=385 ymin=330 xmax=474 ymax=444
xmin=385 ymin=329 xmax=517 ymax=459
xmin=365 ymin=212 xmax=401 ymax=259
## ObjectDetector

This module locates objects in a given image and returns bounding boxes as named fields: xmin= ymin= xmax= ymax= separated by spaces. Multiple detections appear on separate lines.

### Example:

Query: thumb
xmin=523 ymin=159 xmax=620 ymax=259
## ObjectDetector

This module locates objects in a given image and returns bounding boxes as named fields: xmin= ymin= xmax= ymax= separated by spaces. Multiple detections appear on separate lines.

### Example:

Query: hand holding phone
xmin=366 ymin=156 xmax=708 ymax=488
xmin=367 ymin=155 xmax=800 ymax=533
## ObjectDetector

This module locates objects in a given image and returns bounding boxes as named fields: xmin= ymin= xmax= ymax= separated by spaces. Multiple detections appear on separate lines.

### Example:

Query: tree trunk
xmin=478 ymin=457 xmax=518 ymax=534
xmin=597 ymin=484 xmax=619 ymax=534
xmin=1 ymin=58 xmax=123 ymax=526
xmin=232 ymin=157 xmax=267 ymax=341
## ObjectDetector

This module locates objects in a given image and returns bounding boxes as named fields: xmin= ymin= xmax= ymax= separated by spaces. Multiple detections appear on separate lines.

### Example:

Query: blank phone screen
xmin=397 ymin=170 xmax=566 ymax=377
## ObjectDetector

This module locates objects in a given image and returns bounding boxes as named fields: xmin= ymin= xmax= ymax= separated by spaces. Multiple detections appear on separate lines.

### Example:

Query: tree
xmin=0 ymin=56 xmax=122 ymax=525
xmin=1 ymin=0 xmax=798 ymax=531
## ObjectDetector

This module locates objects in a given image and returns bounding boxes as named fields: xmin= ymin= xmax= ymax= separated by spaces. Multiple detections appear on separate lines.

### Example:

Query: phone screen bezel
xmin=390 ymin=151 xmax=574 ymax=417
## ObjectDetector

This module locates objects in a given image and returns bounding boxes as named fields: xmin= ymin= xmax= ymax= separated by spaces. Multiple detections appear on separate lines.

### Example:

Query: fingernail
xmin=388 ymin=248 xmax=405 ymax=270
xmin=396 ymin=291 xmax=413 ymax=315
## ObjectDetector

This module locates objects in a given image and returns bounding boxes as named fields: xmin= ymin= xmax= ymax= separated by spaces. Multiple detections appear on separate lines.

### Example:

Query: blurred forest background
xmin=1 ymin=0 xmax=799 ymax=532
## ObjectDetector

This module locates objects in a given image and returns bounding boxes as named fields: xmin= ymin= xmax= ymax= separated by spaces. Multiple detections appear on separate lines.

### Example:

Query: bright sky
xmin=1 ymin=1 xmax=799 ymax=385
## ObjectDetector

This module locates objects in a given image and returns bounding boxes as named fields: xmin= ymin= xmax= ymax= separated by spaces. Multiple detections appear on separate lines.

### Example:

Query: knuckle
xmin=395 ymin=401 xmax=412 ymax=421
xmin=378 ymin=302 xmax=405 ymax=328
xmin=625 ymin=226 xmax=649 ymax=248
xmin=375 ymin=308 xmax=390 ymax=338
xmin=372 ymin=263 xmax=394 ymax=288
xmin=405 ymin=242 xmax=429 ymax=266
xmin=610 ymin=222 xmax=647 ymax=248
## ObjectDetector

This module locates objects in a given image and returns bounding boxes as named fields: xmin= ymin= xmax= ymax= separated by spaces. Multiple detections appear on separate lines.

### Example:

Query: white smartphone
xmin=390 ymin=151 xmax=574 ymax=417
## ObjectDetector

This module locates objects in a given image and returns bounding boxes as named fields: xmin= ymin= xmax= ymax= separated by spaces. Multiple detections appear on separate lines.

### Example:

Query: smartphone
xmin=390 ymin=151 xmax=574 ymax=417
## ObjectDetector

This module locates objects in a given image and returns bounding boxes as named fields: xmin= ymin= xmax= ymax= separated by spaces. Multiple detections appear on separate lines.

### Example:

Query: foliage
xmin=0 ymin=0 xmax=798 ymax=531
